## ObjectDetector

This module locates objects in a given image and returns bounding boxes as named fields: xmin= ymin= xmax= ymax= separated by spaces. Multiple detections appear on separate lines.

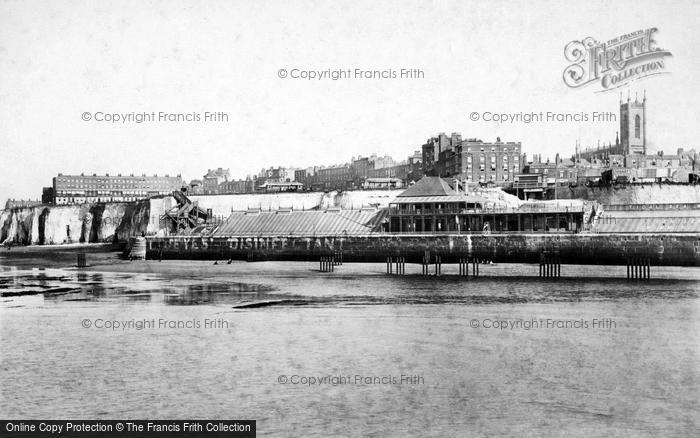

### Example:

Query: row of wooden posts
xmin=386 ymin=256 xmax=406 ymax=275
xmin=325 ymin=251 xmax=653 ymax=280
xmin=539 ymin=252 xmax=561 ymax=278
xmin=627 ymin=257 xmax=651 ymax=279
xmin=76 ymin=250 xmax=654 ymax=280
xmin=319 ymin=250 xmax=344 ymax=272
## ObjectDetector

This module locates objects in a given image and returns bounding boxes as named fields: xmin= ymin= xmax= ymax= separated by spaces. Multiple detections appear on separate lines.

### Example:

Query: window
xmin=635 ymin=115 xmax=641 ymax=138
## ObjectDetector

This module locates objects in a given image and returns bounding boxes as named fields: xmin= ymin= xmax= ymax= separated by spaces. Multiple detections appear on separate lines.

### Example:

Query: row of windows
xmin=465 ymin=147 xmax=520 ymax=153
xmin=56 ymin=177 xmax=179 ymax=183
xmin=467 ymin=156 xmax=517 ymax=163
xmin=465 ymin=174 xmax=509 ymax=182
xmin=56 ymin=189 xmax=173 ymax=195
xmin=466 ymin=164 xmax=519 ymax=171
xmin=55 ymin=196 xmax=145 ymax=204
xmin=530 ymin=169 xmax=576 ymax=177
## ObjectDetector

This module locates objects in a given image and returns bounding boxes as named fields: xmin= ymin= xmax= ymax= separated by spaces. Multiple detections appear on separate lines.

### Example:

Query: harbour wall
xmin=146 ymin=233 xmax=700 ymax=267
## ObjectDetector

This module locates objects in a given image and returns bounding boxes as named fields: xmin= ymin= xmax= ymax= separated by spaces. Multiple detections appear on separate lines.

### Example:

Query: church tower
xmin=619 ymin=91 xmax=646 ymax=155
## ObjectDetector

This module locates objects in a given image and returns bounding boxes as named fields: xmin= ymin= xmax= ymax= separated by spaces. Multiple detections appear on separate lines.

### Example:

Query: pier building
xmin=387 ymin=177 xmax=586 ymax=233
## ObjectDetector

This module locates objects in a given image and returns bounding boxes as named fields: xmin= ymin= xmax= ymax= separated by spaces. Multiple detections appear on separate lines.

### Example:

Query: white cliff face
xmin=146 ymin=197 xmax=174 ymax=234
xmin=42 ymin=205 xmax=86 ymax=244
xmin=1 ymin=208 xmax=35 ymax=244
xmin=97 ymin=203 xmax=129 ymax=241
xmin=29 ymin=207 xmax=44 ymax=244
xmin=0 ymin=210 xmax=10 ymax=243
xmin=1 ymin=210 xmax=19 ymax=244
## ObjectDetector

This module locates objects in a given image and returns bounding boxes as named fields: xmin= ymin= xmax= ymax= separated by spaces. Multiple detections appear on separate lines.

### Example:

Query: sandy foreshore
xmin=0 ymin=243 xmax=126 ymax=269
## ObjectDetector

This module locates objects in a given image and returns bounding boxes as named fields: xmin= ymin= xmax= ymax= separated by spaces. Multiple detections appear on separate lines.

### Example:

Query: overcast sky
xmin=1 ymin=0 xmax=698 ymax=202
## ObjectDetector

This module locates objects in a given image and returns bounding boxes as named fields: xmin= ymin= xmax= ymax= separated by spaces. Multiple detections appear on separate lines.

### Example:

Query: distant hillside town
xmin=6 ymin=92 xmax=698 ymax=209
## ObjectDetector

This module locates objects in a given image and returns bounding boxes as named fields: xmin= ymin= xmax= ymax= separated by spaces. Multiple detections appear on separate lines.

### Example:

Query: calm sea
xmin=1 ymin=254 xmax=699 ymax=436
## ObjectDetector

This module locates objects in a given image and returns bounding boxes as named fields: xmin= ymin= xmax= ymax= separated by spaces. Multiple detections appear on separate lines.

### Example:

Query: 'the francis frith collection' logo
xmin=563 ymin=28 xmax=672 ymax=92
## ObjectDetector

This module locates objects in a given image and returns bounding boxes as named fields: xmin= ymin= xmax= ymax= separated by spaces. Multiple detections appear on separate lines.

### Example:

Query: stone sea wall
xmin=557 ymin=184 xmax=700 ymax=204
xmin=147 ymin=233 xmax=700 ymax=266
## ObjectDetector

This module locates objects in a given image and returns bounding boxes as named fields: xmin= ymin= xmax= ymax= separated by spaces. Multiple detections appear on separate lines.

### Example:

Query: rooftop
xmin=212 ymin=208 xmax=386 ymax=237
xmin=396 ymin=177 xmax=457 ymax=198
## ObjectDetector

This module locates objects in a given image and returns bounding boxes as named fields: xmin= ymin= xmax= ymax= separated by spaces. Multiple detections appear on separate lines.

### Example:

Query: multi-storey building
xmin=351 ymin=156 xmax=373 ymax=185
xmin=296 ymin=167 xmax=316 ymax=185
xmin=367 ymin=162 xmax=411 ymax=180
xmin=219 ymin=179 xmax=255 ymax=194
xmin=42 ymin=187 xmax=55 ymax=204
xmin=422 ymin=133 xmax=523 ymax=185
xmin=422 ymin=133 xmax=461 ymax=176
xmin=459 ymin=138 xmax=522 ymax=184
xmin=370 ymin=154 xmax=397 ymax=169
xmin=260 ymin=167 xmax=292 ymax=183
xmin=202 ymin=168 xmax=230 ymax=194
xmin=407 ymin=150 xmax=423 ymax=181
xmin=188 ymin=179 xmax=203 ymax=194
xmin=312 ymin=165 xmax=353 ymax=190
xmin=52 ymin=173 xmax=184 ymax=205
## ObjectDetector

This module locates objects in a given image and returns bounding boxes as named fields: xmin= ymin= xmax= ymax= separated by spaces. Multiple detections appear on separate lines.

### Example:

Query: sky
xmin=1 ymin=0 xmax=699 ymax=203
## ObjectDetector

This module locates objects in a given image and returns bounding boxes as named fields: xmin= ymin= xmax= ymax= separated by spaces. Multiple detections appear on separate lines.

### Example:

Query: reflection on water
xmin=0 ymin=267 xmax=278 ymax=306
xmin=1 ymin=261 xmax=699 ymax=436
xmin=164 ymin=282 xmax=277 ymax=306
xmin=2 ymin=264 xmax=699 ymax=307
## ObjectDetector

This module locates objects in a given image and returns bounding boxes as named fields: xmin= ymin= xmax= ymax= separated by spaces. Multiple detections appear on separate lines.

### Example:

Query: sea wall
xmin=557 ymin=184 xmax=700 ymax=204
xmin=147 ymin=233 xmax=700 ymax=267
